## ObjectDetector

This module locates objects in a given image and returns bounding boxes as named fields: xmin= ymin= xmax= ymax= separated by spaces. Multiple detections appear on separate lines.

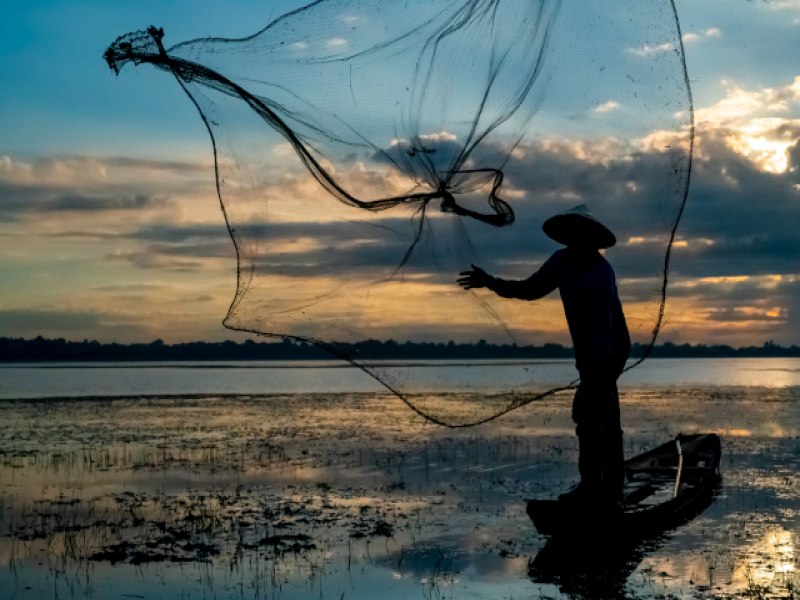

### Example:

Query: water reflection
xmin=4 ymin=358 xmax=800 ymax=399
xmin=738 ymin=528 xmax=796 ymax=591
xmin=0 ymin=386 xmax=799 ymax=598
xmin=528 ymin=473 xmax=722 ymax=599
xmin=529 ymin=536 xmax=652 ymax=599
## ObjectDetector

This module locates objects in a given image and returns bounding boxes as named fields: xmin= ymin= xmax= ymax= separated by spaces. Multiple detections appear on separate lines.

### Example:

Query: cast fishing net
xmin=106 ymin=0 xmax=693 ymax=427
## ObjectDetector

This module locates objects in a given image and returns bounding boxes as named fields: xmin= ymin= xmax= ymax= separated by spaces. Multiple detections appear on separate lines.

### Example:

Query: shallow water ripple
xmin=0 ymin=386 xmax=799 ymax=599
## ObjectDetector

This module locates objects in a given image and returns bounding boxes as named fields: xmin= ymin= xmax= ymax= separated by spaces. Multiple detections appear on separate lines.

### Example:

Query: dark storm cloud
xmin=101 ymin=156 xmax=208 ymax=173
xmin=45 ymin=230 xmax=125 ymax=239
xmin=496 ymin=134 xmax=799 ymax=280
xmin=114 ymin=221 xmax=410 ymax=276
xmin=132 ymin=223 xmax=229 ymax=243
xmin=704 ymin=307 xmax=785 ymax=323
xmin=117 ymin=214 xmax=555 ymax=285
xmin=106 ymin=248 xmax=217 ymax=272
xmin=683 ymin=140 xmax=799 ymax=236
xmin=91 ymin=283 xmax=169 ymax=292
xmin=89 ymin=128 xmax=799 ymax=317
xmin=675 ymin=235 xmax=799 ymax=277
xmin=148 ymin=240 xmax=233 ymax=259
xmin=182 ymin=294 xmax=215 ymax=303
xmin=44 ymin=193 xmax=170 ymax=212
xmin=0 ymin=154 xmax=214 ymax=221
xmin=0 ymin=308 xmax=145 ymax=339
xmin=669 ymin=275 xmax=798 ymax=302
xmin=0 ymin=181 xmax=170 ymax=219
xmin=667 ymin=140 xmax=799 ymax=277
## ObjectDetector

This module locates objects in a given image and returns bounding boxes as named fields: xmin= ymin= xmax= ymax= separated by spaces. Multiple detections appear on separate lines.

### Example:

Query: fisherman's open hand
xmin=457 ymin=264 xmax=493 ymax=289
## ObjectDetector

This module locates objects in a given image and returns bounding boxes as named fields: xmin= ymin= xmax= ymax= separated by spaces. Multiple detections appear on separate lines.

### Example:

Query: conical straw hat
xmin=542 ymin=203 xmax=616 ymax=249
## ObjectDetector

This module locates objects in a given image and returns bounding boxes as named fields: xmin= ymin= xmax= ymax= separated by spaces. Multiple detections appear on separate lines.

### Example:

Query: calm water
xmin=0 ymin=358 xmax=799 ymax=599
xmin=2 ymin=357 xmax=800 ymax=399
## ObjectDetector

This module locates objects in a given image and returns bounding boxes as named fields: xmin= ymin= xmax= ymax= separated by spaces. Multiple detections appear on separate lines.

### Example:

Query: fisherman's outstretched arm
xmin=457 ymin=256 xmax=558 ymax=300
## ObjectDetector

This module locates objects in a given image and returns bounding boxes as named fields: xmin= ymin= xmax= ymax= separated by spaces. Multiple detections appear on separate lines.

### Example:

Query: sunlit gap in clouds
xmin=696 ymin=76 xmax=800 ymax=174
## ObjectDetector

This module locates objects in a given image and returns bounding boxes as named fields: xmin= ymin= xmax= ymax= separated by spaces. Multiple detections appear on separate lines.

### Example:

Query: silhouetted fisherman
xmin=457 ymin=204 xmax=630 ymax=509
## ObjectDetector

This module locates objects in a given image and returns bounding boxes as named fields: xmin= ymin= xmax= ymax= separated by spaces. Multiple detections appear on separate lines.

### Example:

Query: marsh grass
xmin=0 ymin=388 xmax=799 ymax=598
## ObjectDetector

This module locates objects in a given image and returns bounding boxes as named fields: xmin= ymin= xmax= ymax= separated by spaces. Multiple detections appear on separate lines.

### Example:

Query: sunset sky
xmin=2 ymin=0 xmax=799 ymax=347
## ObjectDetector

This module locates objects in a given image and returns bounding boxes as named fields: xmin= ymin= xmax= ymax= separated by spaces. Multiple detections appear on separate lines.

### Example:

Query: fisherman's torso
xmin=550 ymin=248 xmax=630 ymax=378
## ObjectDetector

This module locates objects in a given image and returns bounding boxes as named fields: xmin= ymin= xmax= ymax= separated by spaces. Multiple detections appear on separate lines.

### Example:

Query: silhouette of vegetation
xmin=2 ymin=336 xmax=798 ymax=362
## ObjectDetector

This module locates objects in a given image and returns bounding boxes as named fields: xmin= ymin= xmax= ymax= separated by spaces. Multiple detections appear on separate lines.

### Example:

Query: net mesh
xmin=106 ymin=0 xmax=693 ymax=427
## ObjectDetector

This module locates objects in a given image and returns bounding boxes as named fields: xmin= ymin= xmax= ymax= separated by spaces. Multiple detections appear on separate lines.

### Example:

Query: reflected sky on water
xmin=3 ymin=357 xmax=800 ymax=399
xmin=0 ymin=362 xmax=800 ymax=598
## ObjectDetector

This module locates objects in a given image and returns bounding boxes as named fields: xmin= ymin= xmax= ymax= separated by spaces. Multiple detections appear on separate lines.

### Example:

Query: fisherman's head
xmin=542 ymin=203 xmax=616 ymax=249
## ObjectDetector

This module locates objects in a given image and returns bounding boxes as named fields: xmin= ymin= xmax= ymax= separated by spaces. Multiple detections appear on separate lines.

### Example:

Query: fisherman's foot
xmin=558 ymin=483 xmax=595 ymax=504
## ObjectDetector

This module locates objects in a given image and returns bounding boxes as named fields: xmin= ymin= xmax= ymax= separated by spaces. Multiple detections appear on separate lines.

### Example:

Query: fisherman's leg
xmin=576 ymin=423 xmax=603 ymax=490
xmin=565 ymin=380 xmax=624 ymax=507
xmin=561 ymin=383 xmax=603 ymax=501
xmin=558 ymin=423 xmax=602 ymax=502
xmin=599 ymin=424 xmax=624 ymax=504
xmin=599 ymin=386 xmax=624 ymax=504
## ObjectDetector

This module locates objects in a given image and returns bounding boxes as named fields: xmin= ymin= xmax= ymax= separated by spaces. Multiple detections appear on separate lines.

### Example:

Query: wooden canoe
xmin=526 ymin=433 xmax=721 ymax=538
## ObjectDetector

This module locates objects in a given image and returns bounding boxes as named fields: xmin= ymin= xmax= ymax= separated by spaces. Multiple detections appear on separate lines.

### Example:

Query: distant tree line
xmin=2 ymin=336 xmax=799 ymax=362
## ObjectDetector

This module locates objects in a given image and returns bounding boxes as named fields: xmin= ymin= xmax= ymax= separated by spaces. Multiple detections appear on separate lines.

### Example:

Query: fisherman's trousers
xmin=571 ymin=377 xmax=624 ymax=504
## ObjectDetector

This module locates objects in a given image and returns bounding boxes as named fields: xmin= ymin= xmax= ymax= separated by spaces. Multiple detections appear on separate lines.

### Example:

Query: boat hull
xmin=527 ymin=433 xmax=721 ymax=538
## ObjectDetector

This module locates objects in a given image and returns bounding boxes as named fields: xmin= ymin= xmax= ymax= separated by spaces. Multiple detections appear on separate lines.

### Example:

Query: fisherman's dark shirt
xmin=490 ymin=247 xmax=631 ymax=379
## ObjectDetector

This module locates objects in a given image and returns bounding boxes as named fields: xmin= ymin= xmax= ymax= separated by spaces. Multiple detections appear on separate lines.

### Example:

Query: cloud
xmin=4 ymin=68 xmax=800 ymax=346
xmin=0 ymin=306 xmax=239 ymax=344
xmin=0 ymin=154 xmax=207 ymax=187
xmin=0 ymin=152 xmax=228 ymax=288
xmin=692 ymin=76 xmax=800 ymax=174
xmin=698 ymin=77 xmax=800 ymax=124
xmin=682 ymin=28 xmax=722 ymax=44
xmin=103 ymin=122 xmax=792 ymax=292
xmin=106 ymin=246 xmax=230 ymax=272
xmin=0 ymin=154 xmax=218 ymax=225
xmin=155 ymin=123 xmax=800 ymax=342
xmin=757 ymin=0 xmax=800 ymax=11
xmin=326 ymin=37 xmax=348 ymax=48
xmin=594 ymin=100 xmax=620 ymax=114
xmin=33 ymin=192 xmax=168 ymax=214
xmin=90 ymin=283 xmax=170 ymax=292
xmin=130 ymin=223 xmax=228 ymax=243
xmin=418 ymin=131 xmax=458 ymax=142
xmin=0 ymin=184 xmax=174 ymax=223
xmin=626 ymin=42 xmax=674 ymax=57
xmin=627 ymin=26 xmax=720 ymax=57
xmin=657 ymin=271 xmax=800 ymax=344
xmin=0 ymin=308 xmax=145 ymax=340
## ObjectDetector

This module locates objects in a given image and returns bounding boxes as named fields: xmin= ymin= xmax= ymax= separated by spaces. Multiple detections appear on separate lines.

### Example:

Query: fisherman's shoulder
xmin=596 ymin=252 xmax=618 ymax=281
xmin=538 ymin=248 xmax=570 ymax=274
xmin=549 ymin=248 xmax=570 ymax=264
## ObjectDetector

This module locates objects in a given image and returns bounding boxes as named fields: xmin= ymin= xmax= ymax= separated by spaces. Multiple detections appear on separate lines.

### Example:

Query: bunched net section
xmin=106 ymin=0 xmax=693 ymax=427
